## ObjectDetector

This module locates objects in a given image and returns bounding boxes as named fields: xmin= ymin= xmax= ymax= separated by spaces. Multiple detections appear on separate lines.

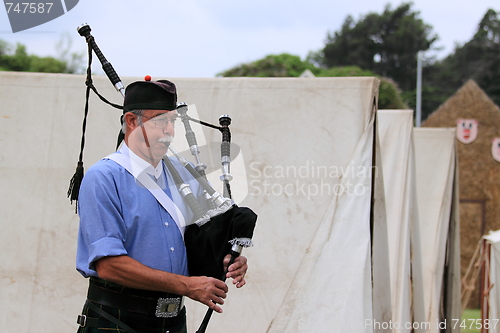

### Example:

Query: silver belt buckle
xmin=155 ymin=297 xmax=183 ymax=318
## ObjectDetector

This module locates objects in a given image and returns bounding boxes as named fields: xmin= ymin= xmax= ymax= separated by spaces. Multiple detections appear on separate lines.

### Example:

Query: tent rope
xmin=461 ymin=238 xmax=485 ymax=313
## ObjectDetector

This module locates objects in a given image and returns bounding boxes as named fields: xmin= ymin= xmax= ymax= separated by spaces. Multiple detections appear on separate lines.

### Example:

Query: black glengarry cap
xmin=123 ymin=79 xmax=177 ymax=112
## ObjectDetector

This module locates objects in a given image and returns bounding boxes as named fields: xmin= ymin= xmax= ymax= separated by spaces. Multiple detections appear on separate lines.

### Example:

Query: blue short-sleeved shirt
xmin=76 ymin=145 xmax=203 ymax=278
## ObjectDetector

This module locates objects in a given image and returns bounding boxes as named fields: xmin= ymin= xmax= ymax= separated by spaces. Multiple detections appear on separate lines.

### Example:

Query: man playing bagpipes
xmin=75 ymin=79 xmax=249 ymax=333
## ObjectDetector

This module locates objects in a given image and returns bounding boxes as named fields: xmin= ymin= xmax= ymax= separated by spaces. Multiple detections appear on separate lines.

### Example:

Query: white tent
xmin=0 ymin=72 xmax=390 ymax=333
xmin=267 ymin=95 xmax=393 ymax=333
xmin=413 ymin=128 xmax=461 ymax=333
xmin=377 ymin=113 xmax=460 ymax=333
xmin=377 ymin=110 xmax=426 ymax=333
xmin=482 ymin=230 xmax=500 ymax=333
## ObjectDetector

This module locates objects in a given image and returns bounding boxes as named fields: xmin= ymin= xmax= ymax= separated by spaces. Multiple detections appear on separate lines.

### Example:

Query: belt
xmin=87 ymin=281 xmax=184 ymax=318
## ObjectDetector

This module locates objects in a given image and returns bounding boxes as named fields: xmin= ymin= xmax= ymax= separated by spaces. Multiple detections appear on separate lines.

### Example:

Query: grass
xmin=461 ymin=309 xmax=481 ymax=333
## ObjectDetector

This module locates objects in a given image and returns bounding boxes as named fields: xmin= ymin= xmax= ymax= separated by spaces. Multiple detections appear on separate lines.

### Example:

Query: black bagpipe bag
xmin=184 ymin=205 xmax=257 ymax=279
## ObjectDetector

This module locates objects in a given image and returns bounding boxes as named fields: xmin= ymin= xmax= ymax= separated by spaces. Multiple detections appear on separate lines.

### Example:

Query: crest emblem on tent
xmin=456 ymin=119 xmax=478 ymax=144
xmin=492 ymin=138 xmax=500 ymax=162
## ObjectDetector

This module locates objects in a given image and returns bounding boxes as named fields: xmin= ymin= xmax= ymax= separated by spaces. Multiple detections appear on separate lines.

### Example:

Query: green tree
xmin=422 ymin=9 xmax=500 ymax=118
xmin=219 ymin=53 xmax=407 ymax=109
xmin=55 ymin=32 xmax=85 ymax=74
xmin=0 ymin=40 xmax=9 ymax=57
xmin=0 ymin=38 xmax=82 ymax=73
xmin=218 ymin=54 xmax=320 ymax=77
xmin=318 ymin=2 xmax=437 ymax=93
xmin=316 ymin=66 xmax=407 ymax=109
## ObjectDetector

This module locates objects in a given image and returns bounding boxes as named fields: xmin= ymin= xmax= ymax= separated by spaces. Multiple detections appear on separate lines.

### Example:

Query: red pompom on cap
xmin=144 ymin=75 xmax=152 ymax=81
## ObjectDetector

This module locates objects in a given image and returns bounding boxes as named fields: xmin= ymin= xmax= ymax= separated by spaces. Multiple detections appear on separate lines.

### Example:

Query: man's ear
xmin=123 ymin=112 xmax=139 ymax=130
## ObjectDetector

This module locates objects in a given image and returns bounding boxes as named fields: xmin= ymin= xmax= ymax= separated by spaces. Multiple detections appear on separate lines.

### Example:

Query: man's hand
xmin=95 ymin=255 xmax=230 ymax=313
xmin=223 ymin=255 xmax=248 ymax=288
xmin=186 ymin=276 xmax=228 ymax=313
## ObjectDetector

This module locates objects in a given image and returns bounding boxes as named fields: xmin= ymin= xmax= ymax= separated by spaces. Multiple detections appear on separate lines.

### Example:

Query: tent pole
xmin=416 ymin=51 xmax=422 ymax=127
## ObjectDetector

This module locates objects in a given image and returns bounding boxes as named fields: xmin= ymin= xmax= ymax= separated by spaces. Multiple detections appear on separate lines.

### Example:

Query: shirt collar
xmin=119 ymin=143 xmax=164 ymax=180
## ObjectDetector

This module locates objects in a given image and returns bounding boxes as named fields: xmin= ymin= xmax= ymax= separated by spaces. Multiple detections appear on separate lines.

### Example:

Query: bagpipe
xmin=68 ymin=24 xmax=257 ymax=333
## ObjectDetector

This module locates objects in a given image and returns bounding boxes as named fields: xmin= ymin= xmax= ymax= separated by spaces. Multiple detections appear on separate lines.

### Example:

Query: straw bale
xmin=423 ymin=79 xmax=500 ymax=308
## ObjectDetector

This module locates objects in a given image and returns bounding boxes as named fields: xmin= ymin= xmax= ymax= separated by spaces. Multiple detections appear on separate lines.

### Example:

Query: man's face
xmin=128 ymin=109 xmax=177 ymax=165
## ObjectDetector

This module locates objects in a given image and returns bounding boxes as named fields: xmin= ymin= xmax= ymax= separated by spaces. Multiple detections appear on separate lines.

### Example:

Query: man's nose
xmin=163 ymin=120 xmax=175 ymax=133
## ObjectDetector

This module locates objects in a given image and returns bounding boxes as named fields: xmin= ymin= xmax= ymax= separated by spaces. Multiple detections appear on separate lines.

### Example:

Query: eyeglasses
xmin=140 ymin=114 xmax=178 ymax=128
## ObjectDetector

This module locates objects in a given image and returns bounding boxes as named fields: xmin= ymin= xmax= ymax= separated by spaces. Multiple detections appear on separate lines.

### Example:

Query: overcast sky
xmin=0 ymin=0 xmax=498 ymax=78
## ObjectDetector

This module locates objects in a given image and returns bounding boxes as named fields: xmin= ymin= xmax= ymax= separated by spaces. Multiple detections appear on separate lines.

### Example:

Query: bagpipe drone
xmin=67 ymin=24 xmax=257 ymax=333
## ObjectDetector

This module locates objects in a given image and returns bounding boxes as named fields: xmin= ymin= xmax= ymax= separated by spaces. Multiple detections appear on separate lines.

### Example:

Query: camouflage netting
xmin=423 ymin=79 xmax=500 ymax=308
